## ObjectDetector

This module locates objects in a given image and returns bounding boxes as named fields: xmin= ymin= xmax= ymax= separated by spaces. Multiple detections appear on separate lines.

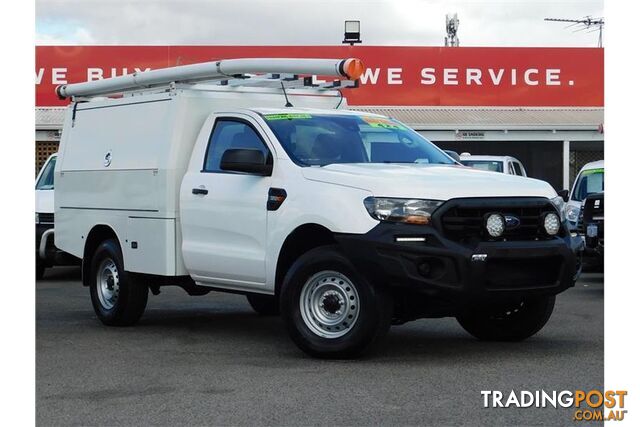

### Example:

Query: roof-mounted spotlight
xmin=343 ymin=20 xmax=362 ymax=45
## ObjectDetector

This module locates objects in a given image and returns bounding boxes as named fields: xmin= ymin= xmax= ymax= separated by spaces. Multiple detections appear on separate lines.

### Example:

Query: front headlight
xmin=363 ymin=197 xmax=443 ymax=225
xmin=35 ymin=212 xmax=40 ymax=224
xmin=564 ymin=204 xmax=581 ymax=224
xmin=549 ymin=196 xmax=566 ymax=222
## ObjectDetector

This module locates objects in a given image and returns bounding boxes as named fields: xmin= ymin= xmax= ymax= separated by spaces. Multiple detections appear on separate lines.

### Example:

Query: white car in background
xmin=459 ymin=153 xmax=527 ymax=177
xmin=36 ymin=154 xmax=56 ymax=278
xmin=36 ymin=153 xmax=78 ymax=279
xmin=564 ymin=160 xmax=604 ymax=230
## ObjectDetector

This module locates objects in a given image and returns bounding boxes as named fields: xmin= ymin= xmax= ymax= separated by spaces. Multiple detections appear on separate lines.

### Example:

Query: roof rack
xmin=56 ymin=57 xmax=364 ymax=100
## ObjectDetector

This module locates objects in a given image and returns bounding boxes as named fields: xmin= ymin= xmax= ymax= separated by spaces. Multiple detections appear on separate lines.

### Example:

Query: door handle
xmin=192 ymin=187 xmax=208 ymax=195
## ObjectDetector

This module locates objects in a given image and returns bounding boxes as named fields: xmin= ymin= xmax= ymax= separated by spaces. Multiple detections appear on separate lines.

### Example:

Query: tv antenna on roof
xmin=544 ymin=16 xmax=604 ymax=47
xmin=445 ymin=13 xmax=460 ymax=47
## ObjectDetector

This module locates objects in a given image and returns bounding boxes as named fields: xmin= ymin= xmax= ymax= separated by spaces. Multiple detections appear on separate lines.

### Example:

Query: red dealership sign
xmin=35 ymin=46 xmax=603 ymax=107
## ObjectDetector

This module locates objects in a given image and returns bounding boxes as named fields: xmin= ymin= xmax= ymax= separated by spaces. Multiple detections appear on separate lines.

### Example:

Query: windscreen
xmin=262 ymin=113 xmax=454 ymax=167
xmin=460 ymin=160 xmax=504 ymax=173
xmin=572 ymin=168 xmax=604 ymax=201
xmin=36 ymin=156 xmax=56 ymax=190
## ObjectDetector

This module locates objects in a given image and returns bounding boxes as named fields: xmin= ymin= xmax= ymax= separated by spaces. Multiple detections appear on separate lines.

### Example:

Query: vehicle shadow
xmin=40 ymin=268 xmax=601 ymax=365
xmin=579 ymin=273 xmax=604 ymax=284
xmin=131 ymin=304 xmax=594 ymax=365
xmin=374 ymin=325 xmax=592 ymax=363
xmin=39 ymin=266 xmax=82 ymax=281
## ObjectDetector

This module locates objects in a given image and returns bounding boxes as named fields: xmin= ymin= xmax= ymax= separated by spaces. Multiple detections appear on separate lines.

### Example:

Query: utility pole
xmin=544 ymin=17 xmax=604 ymax=47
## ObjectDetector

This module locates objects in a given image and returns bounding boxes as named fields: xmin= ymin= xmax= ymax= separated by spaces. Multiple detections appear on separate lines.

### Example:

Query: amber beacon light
xmin=341 ymin=58 xmax=365 ymax=80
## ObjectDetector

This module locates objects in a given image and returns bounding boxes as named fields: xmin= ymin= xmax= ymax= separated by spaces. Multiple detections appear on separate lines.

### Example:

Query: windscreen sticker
xmin=264 ymin=113 xmax=312 ymax=121
xmin=361 ymin=116 xmax=405 ymax=129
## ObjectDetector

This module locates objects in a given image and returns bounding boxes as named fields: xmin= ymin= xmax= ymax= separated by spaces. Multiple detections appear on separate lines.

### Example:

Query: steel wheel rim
xmin=300 ymin=270 xmax=360 ymax=339
xmin=97 ymin=258 xmax=120 ymax=310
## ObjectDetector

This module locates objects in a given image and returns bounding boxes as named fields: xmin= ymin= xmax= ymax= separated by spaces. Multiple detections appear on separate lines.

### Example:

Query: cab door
xmin=180 ymin=114 xmax=274 ymax=290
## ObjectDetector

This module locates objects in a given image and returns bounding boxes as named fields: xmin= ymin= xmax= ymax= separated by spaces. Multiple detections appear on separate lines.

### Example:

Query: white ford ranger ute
xmin=54 ymin=58 xmax=583 ymax=358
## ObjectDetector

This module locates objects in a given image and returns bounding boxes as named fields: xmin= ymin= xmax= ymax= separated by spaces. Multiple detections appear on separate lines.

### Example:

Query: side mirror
xmin=220 ymin=149 xmax=272 ymax=176
xmin=558 ymin=189 xmax=569 ymax=203
xmin=443 ymin=150 xmax=461 ymax=162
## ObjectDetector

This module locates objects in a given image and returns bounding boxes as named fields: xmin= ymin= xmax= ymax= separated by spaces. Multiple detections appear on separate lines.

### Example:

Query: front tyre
xmin=280 ymin=245 xmax=392 ymax=359
xmin=89 ymin=239 xmax=148 ymax=326
xmin=456 ymin=296 xmax=556 ymax=341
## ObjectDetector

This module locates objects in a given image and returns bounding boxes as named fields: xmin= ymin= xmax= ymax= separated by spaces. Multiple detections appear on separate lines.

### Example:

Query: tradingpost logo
xmin=481 ymin=390 xmax=628 ymax=422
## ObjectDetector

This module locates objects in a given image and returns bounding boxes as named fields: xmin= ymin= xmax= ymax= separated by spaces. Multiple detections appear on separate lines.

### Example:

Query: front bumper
xmin=335 ymin=222 xmax=583 ymax=301
xmin=580 ymin=222 xmax=604 ymax=257
xmin=582 ymin=235 xmax=604 ymax=257
xmin=36 ymin=223 xmax=78 ymax=265
xmin=36 ymin=223 xmax=54 ymax=257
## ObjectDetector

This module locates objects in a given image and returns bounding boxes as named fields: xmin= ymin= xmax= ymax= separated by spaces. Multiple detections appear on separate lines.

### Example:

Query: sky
xmin=35 ymin=0 xmax=604 ymax=47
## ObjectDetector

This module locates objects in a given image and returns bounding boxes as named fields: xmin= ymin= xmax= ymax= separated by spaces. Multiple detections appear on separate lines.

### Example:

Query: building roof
xmin=36 ymin=106 xmax=604 ymax=131
xmin=349 ymin=106 xmax=604 ymax=130
xmin=36 ymin=107 xmax=66 ymax=130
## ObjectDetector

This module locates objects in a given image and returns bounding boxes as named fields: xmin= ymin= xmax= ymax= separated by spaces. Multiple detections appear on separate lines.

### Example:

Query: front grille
xmin=435 ymin=198 xmax=559 ymax=246
xmin=580 ymin=193 xmax=604 ymax=238
xmin=38 ymin=213 xmax=54 ymax=224
xmin=583 ymin=194 xmax=604 ymax=223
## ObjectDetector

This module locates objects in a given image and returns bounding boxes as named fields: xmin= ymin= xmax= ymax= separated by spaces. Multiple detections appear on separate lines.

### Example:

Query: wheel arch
xmin=274 ymin=223 xmax=337 ymax=296
xmin=82 ymin=224 xmax=121 ymax=287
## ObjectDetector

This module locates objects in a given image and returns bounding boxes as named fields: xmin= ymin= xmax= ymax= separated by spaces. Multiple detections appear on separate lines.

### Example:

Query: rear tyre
xmin=89 ymin=239 xmax=148 ymax=326
xmin=280 ymin=245 xmax=393 ymax=359
xmin=246 ymin=294 xmax=280 ymax=316
xmin=456 ymin=296 xmax=555 ymax=341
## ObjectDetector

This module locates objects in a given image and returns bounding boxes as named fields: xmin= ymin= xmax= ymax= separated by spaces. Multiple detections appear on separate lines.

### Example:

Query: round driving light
xmin=486 ymin=213 xmax=505 ymax=237
xmin=544 ymin=212 xmax=561 ymax=235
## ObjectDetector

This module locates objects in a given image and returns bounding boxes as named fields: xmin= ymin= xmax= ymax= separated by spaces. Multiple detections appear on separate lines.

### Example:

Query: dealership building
xmin=35 ymin=46 xmax=604 ymax=191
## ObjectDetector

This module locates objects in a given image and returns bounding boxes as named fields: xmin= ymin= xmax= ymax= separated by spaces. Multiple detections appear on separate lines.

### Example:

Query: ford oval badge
xmin=504 ymin=215 xmax=521 ymax=229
